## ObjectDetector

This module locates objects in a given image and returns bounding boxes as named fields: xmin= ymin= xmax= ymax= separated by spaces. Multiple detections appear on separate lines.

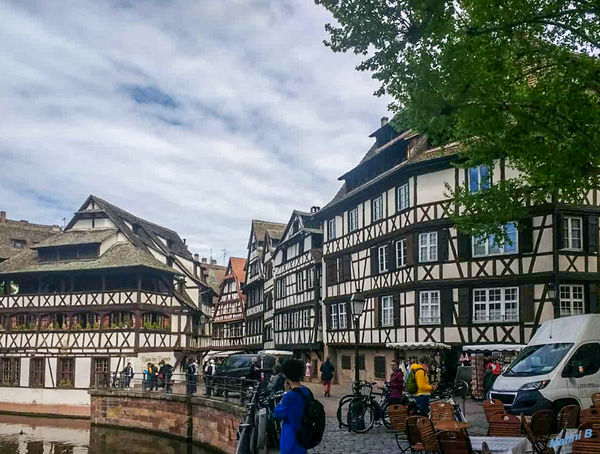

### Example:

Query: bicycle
xmin=256 ymin=391 xmax=284 ymax=454
xmin=428 ymin=382 xmax=470 ymax=421
xmin=336 ymin=380 xmax=376 ymax=429
xmin=346 ymin=382 xmax=394 ymax=433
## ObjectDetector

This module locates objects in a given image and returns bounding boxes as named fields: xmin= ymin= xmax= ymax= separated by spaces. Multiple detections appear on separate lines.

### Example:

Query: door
xmin=562 ymin=342 xmax=600 ymax=407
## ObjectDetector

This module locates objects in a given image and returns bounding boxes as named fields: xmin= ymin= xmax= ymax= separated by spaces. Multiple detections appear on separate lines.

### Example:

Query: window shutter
xmin=589 ymin=283 xmax=599 ymax=314
xmin=326 ymin=305 xmax=332 ymax=329
xmin=518 ymin=218 xmax=534 ymax=254
xmin=586 ymin=215 xmax=599 ymax=254
xmin=370 ymin=247 xmax=379 ymax=275
xmin=393 ymin=294 xmax=401 ymax=327
xmin=325 ymin=260 xmax=336 ymax=286
xmin=557 ymin=213 xmax=565 ymax=250
xmin=458 ymin=287 xmax=470 ymax=325
xmin=387 ymin=241 xmax=396 ymax=271
xmin=438 ymin=229 xmax=449 ymax=262
xmin=416 ymin=291 xmax=421 ymax=323
xmin=441 ymin=288 xmax=453 ymax=326
xmin=299 ymin=239 xmax=304 ymax=255
xmin=520 ymin=284 xmax=535 ymax=323
xmin=375 ymin=297 xmax=381 ymax=327
xmin=343 ymin=255 xmax=352 ymax=281
xmin=346 ymin=302 xmax=352 ymax=330
xmin=457 ymin=232 xmax=471 ymax=261
xmin=406 ymin=233 xmax=416 ymax=265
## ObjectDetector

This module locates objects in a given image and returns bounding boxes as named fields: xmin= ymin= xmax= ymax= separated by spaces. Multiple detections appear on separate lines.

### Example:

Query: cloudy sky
xmin=0 ymin=0 xmax=389 ymax=261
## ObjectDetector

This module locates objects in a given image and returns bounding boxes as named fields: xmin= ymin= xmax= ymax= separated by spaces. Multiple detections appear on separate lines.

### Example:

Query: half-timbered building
xmin=272 ymin=209 xmax=323 ymax=373
xmin=314 ymin=117 xmax=600 ymax=384
xmin=212 ymin=257 xmax=246 ymax=350
xmin=0 ymin=211 xmax=60 ymax=264
xmin=242 ymin=220 xmax=285 ymax=351
xmin=0 ymin=195 xmax=218 ymax=408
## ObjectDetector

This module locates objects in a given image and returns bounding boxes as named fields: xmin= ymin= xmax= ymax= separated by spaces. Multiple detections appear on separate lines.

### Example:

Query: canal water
xmin=0 ymin=415 xmax=211 ymax=454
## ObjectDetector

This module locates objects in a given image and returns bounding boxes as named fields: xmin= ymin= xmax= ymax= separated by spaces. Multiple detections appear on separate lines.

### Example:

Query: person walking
xmin=305 ymin=360 xmax=312 ymax=381
xmin=146 ymin=362 xmax=159 ymax=391
xmin=203 ymin=359 xmax=215 ymax=396
xmin=320 ymin=357 xmax=334 ymax=397
xmin=267 ymin=363 xmax=286 ymax=394
xmin=273 ymin=359 xmax=312 ymax=454
xmin=159 ymin=360 xmax=173 ymax=393
xmin=121 ymin=363 xmax=134 ymax=388
xmin=388 ymin=359 xmax=404 ymax=404
xmin=410 ymin=358 xmax=435 ymax=416
xmin=186 ymin=358 xmax=198 ymax=395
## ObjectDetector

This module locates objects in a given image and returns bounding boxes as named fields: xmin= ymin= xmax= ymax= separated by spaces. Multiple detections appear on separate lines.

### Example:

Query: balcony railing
xmin=0 ymin=290 xmax=174 ymax=309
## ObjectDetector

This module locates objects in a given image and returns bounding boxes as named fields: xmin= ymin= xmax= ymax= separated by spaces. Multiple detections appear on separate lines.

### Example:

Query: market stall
xmin=387 ymin=341 xmax=451 ymax=385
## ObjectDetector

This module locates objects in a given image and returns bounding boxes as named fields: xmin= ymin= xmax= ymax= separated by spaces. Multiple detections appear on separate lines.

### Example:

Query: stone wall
xmin=89 ymin=390 xmax=244 ymax=454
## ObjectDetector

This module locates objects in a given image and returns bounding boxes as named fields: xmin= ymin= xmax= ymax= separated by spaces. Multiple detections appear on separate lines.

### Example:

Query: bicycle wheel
xmin=381 ymin=402 xmax=393 ymax=429
xmin=347 ymin=397 xmax=375 ymax=433
xmin=336 ymin=394 xmax=356 ymax=429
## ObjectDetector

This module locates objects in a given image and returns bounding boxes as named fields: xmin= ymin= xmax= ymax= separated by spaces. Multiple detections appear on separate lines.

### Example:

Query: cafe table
xmin=432 ymin=420 xmax=472 ymax=432
xmin=469 ymin=436 xmax=528 ymax=454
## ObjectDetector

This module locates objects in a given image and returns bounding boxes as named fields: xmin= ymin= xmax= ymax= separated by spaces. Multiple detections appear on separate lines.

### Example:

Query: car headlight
xmin=519 ymin=380 xmax=550 ymax=391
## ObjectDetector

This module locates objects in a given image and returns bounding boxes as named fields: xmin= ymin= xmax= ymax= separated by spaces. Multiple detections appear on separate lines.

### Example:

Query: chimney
xmin=381 ymin=116 xmax=389 ymax=127
xmin=193 ymin=253 xmax=199 ymax=261
xmin=20 ymin=220 xmax=28 ymax=224
xmin=210 ymin=259 xmax=217 ymax=265
xmin=183 ymin=238 xmax=187 ymax=245
xmin=0 ymin=211 xmax=5 ymax=223
xmin=201 ymin=257 xmax=208 ymax=264
xmin=310 ymin=206 xmax=320 ymax=214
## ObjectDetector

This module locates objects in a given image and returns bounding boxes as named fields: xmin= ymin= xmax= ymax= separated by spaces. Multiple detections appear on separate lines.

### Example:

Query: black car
xmin=216 ymin=353 xmax=278 ymax=381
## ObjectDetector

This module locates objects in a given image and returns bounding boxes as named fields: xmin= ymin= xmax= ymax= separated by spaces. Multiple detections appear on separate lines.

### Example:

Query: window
xmin=337 ymin=255 xmax=352 ymax=282
xmin=469 ymin=165 xmax=490 ymax=192
xmin=560 ymin=285 xmax=584 ymax=317
xmin=378 ymin=245 xmax=389 ymax=273
xmin=0 ymin=358 xmax=20 ymax=386
xmin=276 ymin=279 xmax=286 ymax=298
xmin=330 ymin=304 xmax=338 ymax=330
xmin=473 ymin=287 xmax=519 ymax=323
xmin=381 ymin=295 xmax=394 ymax=327
xmin=396 ymin=239 xmax=407 ymax=268
xmin=372 ymin=195 xmax=384 ymax=222
xmin=57 ymin=357 xmax=74 ymax=388
xmin=296 ymin=271 xmax=305 ymax=292
xmin=374 ymin=356 xmax=387 ymax=379
xmin=307 ymin=268 xmax=314 ymax=289
xmin=341 ymin=356 xmax=351 ymax=370
xmin=327 ymin=219 xmax=336 ymax=240
xmin=11 ymin=239 xmax=26 ymax=249
xmin=473 ymin=223 xmax=518 ymax=257
xmin=30 ymin=358 xmax=45 ymax=388
xmin=283 ymin=314 xmax=289 ymax=330
xmin=563 ymin=343 xmax=600 ymax=377
xmin=263 ymin=324 xmax=272 ymax=342
xmin=338 ymin=303 xmax=347 ymax=329
xmin=92 ymin=357 xmax=110 ymax=387
xmin=419 ymin=232 xmax=438 ymax=262
xmin=419 ymin=291 xmax=440 ymax=325
xmin=397 ymin=183 xmax=410 ymax=211
xmin=348 ymin=207 xmax=359 ymax=232
xmin=563 ymin=216 xmax=583 ymax=250
xmin=357 ymin=355 xmax=366 ymax=371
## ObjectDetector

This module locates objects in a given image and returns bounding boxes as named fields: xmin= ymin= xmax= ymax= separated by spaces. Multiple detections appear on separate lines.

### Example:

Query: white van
xmin=490 ymin=314 xmax=600 ymax=415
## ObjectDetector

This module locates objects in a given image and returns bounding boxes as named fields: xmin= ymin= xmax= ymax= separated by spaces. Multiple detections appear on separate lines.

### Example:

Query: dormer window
xmin=37 ymin=244 xmax=99 ymax=262
xmin=11 ymin=239 xmax=26 ymax=249
xmin=166 ymin=239 xmax=174 ymax=249
xmin=132 ymin=224 xmax=141 ymax=235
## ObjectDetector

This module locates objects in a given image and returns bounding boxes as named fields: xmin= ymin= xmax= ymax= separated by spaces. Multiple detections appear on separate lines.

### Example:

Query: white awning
xmin=259 ymin=350 xmax=294 ymax=356
xmin=386 ymin=342 xmax=451 ymax=350
xmin=205 ymin=350 xmax=243 ymax=358
xmin=462 ymin=344 xmax=526 ymax=353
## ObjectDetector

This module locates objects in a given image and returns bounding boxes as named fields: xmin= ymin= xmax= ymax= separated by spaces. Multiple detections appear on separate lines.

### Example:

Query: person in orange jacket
xmin=410 ymin=358 xmax=436 ymax=416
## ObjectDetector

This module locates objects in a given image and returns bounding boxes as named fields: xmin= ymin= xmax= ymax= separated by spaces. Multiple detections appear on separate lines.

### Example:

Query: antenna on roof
xmin=62 ymin=217 xmax=66 ymax=229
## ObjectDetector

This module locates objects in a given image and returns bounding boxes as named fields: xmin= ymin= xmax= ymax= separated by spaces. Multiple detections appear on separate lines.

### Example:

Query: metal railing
xmin=92 ymin=371 xmax=259 ymax=405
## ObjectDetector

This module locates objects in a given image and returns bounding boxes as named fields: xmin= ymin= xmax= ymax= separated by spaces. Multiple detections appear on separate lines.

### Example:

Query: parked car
xmin=490 ymin=314 xmax=600 ymax=415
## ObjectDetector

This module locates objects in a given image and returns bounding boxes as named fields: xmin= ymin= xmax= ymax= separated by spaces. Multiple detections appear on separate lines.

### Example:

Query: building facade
xmin=0 ymin=195 xmax=220 ymax=407
xmin=0 ymin=211 xmax=60 ymax=264
xmin=211 ymin=257 xmax=246 ymax=350
xmin=314 ymin=119 xmax=600 ymax=384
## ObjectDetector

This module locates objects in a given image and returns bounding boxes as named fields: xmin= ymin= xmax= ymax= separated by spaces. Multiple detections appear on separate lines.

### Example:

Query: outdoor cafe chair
xmin=406 ymin=416 xmax=427 ymax=454
xmin=557 ymin=404 xmax=580 ymax=432
xmin=482 ymin=399 xmax=506 ymax=435
xmin=590 ymin=393 xmax=600 ymax=409
xmin=417 ymin=417 xmax=442 ymax=453
xmin=388 ymin=404 xmax=410 ymax=453
xmin=523 ymin=409 xmax=554 ymax=454
xmin=487 ymin=413 xmax=523 ymax=437
xmin=437 ymin=430 xmax=473 ymax=454
xmin=580 ymin=407 xmax=600 ymax=425
xmin=430 ymin=401 xmax=456 ymax=422
xmin=572 ymin=422 xmax=600 ymax=453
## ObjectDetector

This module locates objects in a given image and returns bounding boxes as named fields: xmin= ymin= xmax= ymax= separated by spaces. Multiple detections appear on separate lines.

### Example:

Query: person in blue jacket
xmin=273 ymin=359 xmax=311 ymax=454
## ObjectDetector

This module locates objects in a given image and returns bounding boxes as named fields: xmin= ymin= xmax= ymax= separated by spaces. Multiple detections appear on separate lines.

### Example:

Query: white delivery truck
xmin=490 ymin=314 xmax=600 ymax=415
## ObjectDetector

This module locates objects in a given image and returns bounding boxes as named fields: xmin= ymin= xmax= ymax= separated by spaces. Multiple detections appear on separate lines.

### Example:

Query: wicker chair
xmin=488 ymin=413 xmax=523 ymax=437
xmin=416 ymin=417 xmax=441 ymax=453
xmin=406 ymin=416 xmax=426 ymax=454
xmin=483 ymin=399 xmax=506 ymax=435
xmin=557 ymin=404 xmax=580 ymax=431
xmin=388 ymin=404 xmax=410 ymax=453
xmin=591 ymin=393 xmax=600 ymax=408
xmin=580 ymin=407 xmax=600 ymax=425
xmin=437 ymin=430 xmax=473 ymax=454
xmin=430 ymin=401 xmax=456 ymax=422
xmin=523 ymin=410 xmax=554 ymax=454
xmin=572 ymin=422 xmax=600 ymax=453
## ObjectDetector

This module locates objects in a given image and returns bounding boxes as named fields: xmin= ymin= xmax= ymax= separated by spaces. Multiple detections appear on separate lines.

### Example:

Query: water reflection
xmin=0 ymin=415 xmax=210 ymax=454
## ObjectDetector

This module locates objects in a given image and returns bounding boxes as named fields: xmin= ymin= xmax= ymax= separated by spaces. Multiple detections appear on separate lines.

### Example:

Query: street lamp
xmin=350 ymin=292 xmax=366 ymax=387
xmin=547 ymin=282 xmax=556 ymax=300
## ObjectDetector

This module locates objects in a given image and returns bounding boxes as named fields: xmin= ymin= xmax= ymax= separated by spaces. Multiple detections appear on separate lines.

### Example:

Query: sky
xmin=0 ymin=0 xmax=389 ymax=262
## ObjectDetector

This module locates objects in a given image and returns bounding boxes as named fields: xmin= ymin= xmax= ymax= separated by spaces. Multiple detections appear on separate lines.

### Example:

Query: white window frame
xmin=419 ymin=232 xmax=438 ymax=262
xmin=348 ymin=207 xmax=359 ymax=232
xmin=396 ymin=239 xmax=407 ymax=268
xmin=338 ymin=303 xmax=347 ymax=329
xmin=419 ymin=290 xmax=440 ymax=325
xmin=472 ymin=222 xmax=518 ymax=257
xmin=468 ymin=164 xmax=490 ymax=192
xmin=378 ymin=245 xmax=389 ymax=273
xmin=563 ymin=216 xmax=583 ymax=251
xmin=327 ymin=218 xmax=336 ymax=240
xmin=381 ymin=295 xmax=394 ymax=327
xmin=472 ymin=287 xmax=519 ymax=323
xmin=296 ymin=271 xmax=305 ymax=292
xmin=397 ymin=182 xmax=410 ymax=212
xmin=372 ymin=195 xmax=384 ymax=222
xmin=330 ymin=304 xmax=339 ymax=330
xmin=306 ymin=268 xmax=314 ymax=288
xmin=559 ymin=284 xmax=585 ymax=317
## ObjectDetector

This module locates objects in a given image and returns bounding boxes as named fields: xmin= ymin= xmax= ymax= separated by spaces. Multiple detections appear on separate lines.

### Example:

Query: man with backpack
xmin=274 ymin=359 xmax=325 ymax=454
xmin=406 ymin=358 xmax=435 ymax=416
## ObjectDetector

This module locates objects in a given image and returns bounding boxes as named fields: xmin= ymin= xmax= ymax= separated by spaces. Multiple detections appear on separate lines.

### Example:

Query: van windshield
xmin=504 ymin=343 xmax=573 ymax=377
xmin=220 ymin=356 xmax=256 ymax=369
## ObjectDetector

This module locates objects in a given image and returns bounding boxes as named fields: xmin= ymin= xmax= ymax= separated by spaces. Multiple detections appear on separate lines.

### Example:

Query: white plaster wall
xmin=70 ymin=219 xmax=93 ymax=230
xmin=46 ymin=358 xmax=57 ymax=388
xmin=0 ymin=387 xmax=89 ymax=405
xmin=75 ymin=357 xmax=91 ymax=389
xmin=95 ymin=218 xmax=116 ymax=229
xmin=99 ymin=232 xmax=127 ymax=255
xmin=417 ymin=168 xmax=455 ymax=204
xmin=20 ymin=358 xmax=30 ymax=387
xmin=386 ymin=187 xmax=395 ymax=217
xmin=304 ymin=235 xmax=311 ymax=251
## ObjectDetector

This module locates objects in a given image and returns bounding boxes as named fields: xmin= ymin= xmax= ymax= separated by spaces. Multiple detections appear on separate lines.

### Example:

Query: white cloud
xmin=0 ymin=0 xmax=389 ymax=261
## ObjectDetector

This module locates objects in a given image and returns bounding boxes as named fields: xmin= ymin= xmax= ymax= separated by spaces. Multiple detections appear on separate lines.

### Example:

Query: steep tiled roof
xmin=229 ymin=257 xmax=247 ymax=283
xmin=252 ymin=220 xmax=286 ymax=242
xmin=0 ymin=218 xmax=60 ymax=261
xmin=32 ymin=229 xmax=116 ymax=249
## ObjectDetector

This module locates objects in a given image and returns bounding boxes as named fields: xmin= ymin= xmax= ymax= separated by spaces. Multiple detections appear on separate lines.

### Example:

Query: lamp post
xmin=351 ymin=292 xmax=366 ymax=387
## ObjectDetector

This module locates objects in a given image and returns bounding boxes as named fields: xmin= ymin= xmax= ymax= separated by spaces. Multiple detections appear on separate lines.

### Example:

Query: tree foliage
xmin=316 ymin=0 xmax=600 ymax=239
